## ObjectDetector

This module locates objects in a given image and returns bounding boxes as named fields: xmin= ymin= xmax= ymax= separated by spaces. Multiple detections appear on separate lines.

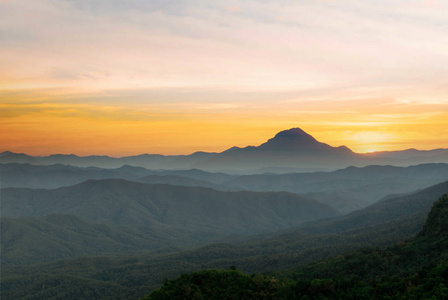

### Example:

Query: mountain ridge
xmin=2 ymin=182 xmax=447 ymax=299
xmin=258 ymin=128 xmax=352 ymax=153
xmin=1 ymin=178 xmax=339 ymax=239
xmin=2 ymin=127 xmax=447 ymax=171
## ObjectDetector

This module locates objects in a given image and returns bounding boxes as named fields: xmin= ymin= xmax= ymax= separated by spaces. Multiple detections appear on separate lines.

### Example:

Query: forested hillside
xmin=1 ymin=179 xmax=338 ymax=231
xmin=2 ymin=183 xmax=446 ymax=299
xmin=143 ymin=194 xmax=448 ymax=299
xmin=1 ymin=179 xmax=338 ymax=264
xmin=3 ymin=162 xmax=447 ymax=214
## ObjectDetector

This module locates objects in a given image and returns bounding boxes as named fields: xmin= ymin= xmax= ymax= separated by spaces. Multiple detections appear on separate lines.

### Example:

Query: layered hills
xmin=225 ymin=163 xmax=448 ymax=208
xmin=2 ymin=127 xmax=447 ymax=172
xmin=1 ymin=214 xmax=185 ymax=265
xmin=1 ymin=126 xmax=447 ymax=299
xmin=143 ymin=194 xmax=448 ymax=299
xmin=0 ymin=163 xmax=234 ymax=190
xmin=1 ymin=179 xmax=338 ymax=252
xmin=2 ymin=181 xmax=447 ymax=299
xmin=2 ymin=162 xmax=448 ymax=214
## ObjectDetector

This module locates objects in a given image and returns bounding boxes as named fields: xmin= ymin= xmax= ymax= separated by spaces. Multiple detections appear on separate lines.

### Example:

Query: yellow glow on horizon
xmin=363 ymin=149 xmax=379 ymax=153
xmin=1 ymin=93 xmax=447 ymax=157
xmin=1 ymin=0 xmax=448 ymax=157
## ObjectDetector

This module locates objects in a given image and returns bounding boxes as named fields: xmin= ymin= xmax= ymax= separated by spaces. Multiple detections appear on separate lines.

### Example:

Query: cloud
xmin=1 ymin=0 xmax=447 ymax=155
xmin=1 ymin=0 xmax=447 ymax=95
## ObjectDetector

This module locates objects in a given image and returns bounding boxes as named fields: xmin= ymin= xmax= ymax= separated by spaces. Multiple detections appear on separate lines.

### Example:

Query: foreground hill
xmin=146 ymin=180 xmax=448 ymax=273
xmin=143 ymin=193 xmax=448 ymax=299
xmin=2 ymin=182 xmax=446 ymax=299
xmin=3 ymin=191 xmax=446 ymax=300
xmin=3 ymin=179 xmax=446 ymax=267
xmin=1 ymin=179 xmax=338 ymax=240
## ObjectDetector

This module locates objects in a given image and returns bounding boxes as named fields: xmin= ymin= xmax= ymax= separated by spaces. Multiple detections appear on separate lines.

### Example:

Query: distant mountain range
xmin=2 ymin=162 xmax=448 ymax=214
xmin=1 ymin=179 xmax=338 ymax=242
xmin=225 ymin=163 xmax=448 ymax=207
xmin=0 ymin=163 xmax=234 ymax=191
xmin=2 ymin=174 xmax=447 ymax=266
xmin=2 ymin=180 xmax=446 ymax=298
xmin=2 ymin=127 xmax=447 ymax=299
xmin=1 ymin=128 xmax=447 ymax=172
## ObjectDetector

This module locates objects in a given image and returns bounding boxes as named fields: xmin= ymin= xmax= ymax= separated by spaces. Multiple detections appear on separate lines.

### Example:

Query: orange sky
xmin=1 ymin=0 xmax=447 ymax=156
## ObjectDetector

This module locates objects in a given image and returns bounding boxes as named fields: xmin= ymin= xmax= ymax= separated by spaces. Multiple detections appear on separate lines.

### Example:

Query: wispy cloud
xmin=1 ymin=0 xmax=447 ymax=155
xmin=2 ymin=0 xmax=447 ymax=91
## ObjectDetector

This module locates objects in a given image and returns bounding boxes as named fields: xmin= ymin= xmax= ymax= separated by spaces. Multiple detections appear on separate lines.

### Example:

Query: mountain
xmin=136 ymin=175 xmax=231 ymax=191
xmin=0 ymin=163 xmax=235 ymax=190
xmin=301 ymin=180 xmax=448 ymax=234
xmin=162 ymin=180 xmax=448 ymax=273
xmin=3 ymin=162 xmax=447 ymax=214
xmin=0 ymin=151 xmax=215 ymax=169
xmin=1 ymin=179 xmax=339 ymax=238
xmin=195 ymin=128 xmax=361 ymax=171
xmin=1 ymin=214 xmax=186 ymax=265
xmin=150 ymin=169 xmax=235 ymax=184
xmin=2 ymin=127 xmax=447 ymax=172
xmin=224 ymin=163 xmax=448 ymax=211
xmin=2 ymin=183 xmax=446 ymax=299
xmin=258 ymin=128 xmax=352 ymax=153
xmin=418 ymin=193 xmax=448 ymax=238
xmin=0 ymin=163 xmax=143 ymax=189
xmin=125 ymin=180 xmax=448 ymax=277
xmin=142 ymin=194 xmax=448 ymax=300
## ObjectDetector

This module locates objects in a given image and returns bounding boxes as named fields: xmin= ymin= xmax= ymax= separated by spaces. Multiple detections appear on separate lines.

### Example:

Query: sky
xmin=1 ymin=0 xmax=447 ymax=156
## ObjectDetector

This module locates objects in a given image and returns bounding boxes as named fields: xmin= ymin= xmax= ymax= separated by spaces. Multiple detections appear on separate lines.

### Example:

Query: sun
xmin=364 ymin=149 xmax=378 ymax=153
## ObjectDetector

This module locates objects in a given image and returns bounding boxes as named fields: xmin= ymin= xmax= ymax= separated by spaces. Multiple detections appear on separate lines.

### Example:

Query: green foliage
xmin=142 ymin=195 xmax=448 ymax=299
xmin=420 ymin=194 xmax=448 ymax=238
xmin=2 ymin=186 xmax=447 ymax=299
xmin=1 ymin=179 xmax=338 ymax=234
xmin=226 ymin=164 xmax=448 ymax=207
xmin=0 ymin=214 xmax=185 ymax=264
xmin=142 ymin=262 xmax=448 ymax=300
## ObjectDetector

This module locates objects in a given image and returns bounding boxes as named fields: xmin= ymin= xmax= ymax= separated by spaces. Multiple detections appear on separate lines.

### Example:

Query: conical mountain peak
xmin=258 ymin=128 xmax=332 ymax=151
xmin=274 ymin=128 xmax=316 ymax=140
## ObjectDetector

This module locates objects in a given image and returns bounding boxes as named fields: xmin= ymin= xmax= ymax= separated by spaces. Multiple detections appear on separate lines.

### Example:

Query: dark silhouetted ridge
xmin=258 ymin=128 xmax=330 ymax=151
xmin=419 ymin=194 xmax=448 ymax=238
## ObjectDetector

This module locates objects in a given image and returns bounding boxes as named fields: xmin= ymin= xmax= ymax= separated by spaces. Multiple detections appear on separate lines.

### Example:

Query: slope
xmin=143 ymin=194 xmax=448 ymax=299
xmin=1 ymin=214 xmax=189 ymax=265
xmin=136 ymin=175 xmax=230 ymax=191
xmin=1 ymin=182 xmax=446 ymax=299
xmin=224 ymin=163 xmax=448 ymax=211
xmin=0 ymin=163 xmax=235 ymax=189
xmin=301 ymin=180 xmax=448 ymax=234
xmin=2 ymin=189 xmax=446 ymax=300
xmin=195 ymin=128 xmax=361 ymax=171
xmin=1 ymin=179 xmax=339 ymax=238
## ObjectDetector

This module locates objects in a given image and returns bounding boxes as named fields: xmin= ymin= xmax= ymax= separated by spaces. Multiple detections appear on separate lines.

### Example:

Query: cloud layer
xmin=1 ymin=0 xmax=447 ymax=155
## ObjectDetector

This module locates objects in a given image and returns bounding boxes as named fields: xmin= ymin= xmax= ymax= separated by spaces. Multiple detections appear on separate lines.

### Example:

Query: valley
xmin=1 ymin=128 xmax=447 ymax=299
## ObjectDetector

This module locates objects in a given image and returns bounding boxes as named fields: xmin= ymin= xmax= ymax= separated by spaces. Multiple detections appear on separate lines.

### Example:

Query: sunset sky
xmin=1 ymin=0 xmax=447 ymax=156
